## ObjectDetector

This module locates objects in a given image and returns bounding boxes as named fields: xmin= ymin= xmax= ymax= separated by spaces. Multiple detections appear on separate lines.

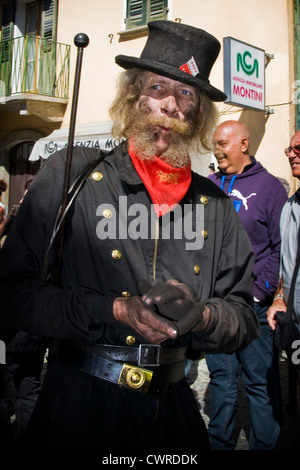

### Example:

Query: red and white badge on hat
xmin=179 ymin=57 xmax=199 ymax=77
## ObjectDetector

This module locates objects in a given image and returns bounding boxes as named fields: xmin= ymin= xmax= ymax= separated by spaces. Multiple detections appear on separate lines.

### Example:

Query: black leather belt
xmin=58 ymin=341 xmax=187 ymax=397
xmin=69 ymin=341 xmax=186 ymax=367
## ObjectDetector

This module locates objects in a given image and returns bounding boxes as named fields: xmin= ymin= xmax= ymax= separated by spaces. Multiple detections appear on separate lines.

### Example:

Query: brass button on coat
xmin=103 ymin=209 xmax=112 ymax=218
xmin=122 ymin=291 xmax=131 ymax=297
xmin=112 ymin=249 xmax=122 ymax=260
xmin=91 ymin=171 xmax=103 ymax=181
xmin=202 ymin=230 xmax=208 ymax=239
xmin=200 ymin=196 xmax=208 ymax=205
xmin=194 ymin=265 xmax=200 ymax=275
xmin=126 ymin=335 xmax=135 ymax=346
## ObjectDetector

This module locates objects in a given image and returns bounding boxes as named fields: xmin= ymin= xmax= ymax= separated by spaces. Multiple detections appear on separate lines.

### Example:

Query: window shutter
xmin=41 ymin=0 xmax=57 ymax=42
xmin=0 ymin=1 xmax=16 ymax=94
xmin=126 ymin=0 xmax=168 ymax=30
xmin=148 ymin=0 xmax=168 ymax=22
xmin=1 ymin=1 xmax=16 ymax=41
xmin=39 ymin=0 xmax=58 ymax=96
xmin=126 ymin=0 xmax=146 ymax=29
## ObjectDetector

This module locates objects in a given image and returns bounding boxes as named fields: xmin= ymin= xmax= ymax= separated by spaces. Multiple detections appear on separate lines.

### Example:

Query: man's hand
xmin=140 ymin=279 xmax=195 ymax=320
xmin=113 ymin=296 xmax=178 ymax=344
xmin=267 ymin=298 xmax=287 ymax=330
xmin=140 ymin=279 xmax=210 ymax=336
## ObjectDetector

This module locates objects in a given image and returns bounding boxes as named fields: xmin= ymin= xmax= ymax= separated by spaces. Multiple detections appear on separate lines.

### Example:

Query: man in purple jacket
xmin=205 ymin=120 xmax=288 ymax=450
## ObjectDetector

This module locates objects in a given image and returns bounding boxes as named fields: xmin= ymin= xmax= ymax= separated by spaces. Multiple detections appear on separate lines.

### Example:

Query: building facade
xmin=0 ymin=0 xmax=298 ymax=210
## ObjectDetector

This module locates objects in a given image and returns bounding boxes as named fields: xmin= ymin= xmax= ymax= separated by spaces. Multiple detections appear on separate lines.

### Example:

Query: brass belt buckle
xmin=118 ymin=363 xmax=153 ymax=393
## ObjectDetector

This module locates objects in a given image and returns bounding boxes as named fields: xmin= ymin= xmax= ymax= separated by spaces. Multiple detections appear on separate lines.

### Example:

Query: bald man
xmin=267 ymin=130 xmax=300 ymax=385
xmin=205 ymin=120 xmax=288 ymax=450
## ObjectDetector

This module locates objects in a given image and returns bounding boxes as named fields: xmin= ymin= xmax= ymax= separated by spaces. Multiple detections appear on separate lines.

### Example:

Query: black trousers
xmin=24 ymin=356 xmax=210 ymax=453
xmin=2 ymin=350 xmax=45 ymax=443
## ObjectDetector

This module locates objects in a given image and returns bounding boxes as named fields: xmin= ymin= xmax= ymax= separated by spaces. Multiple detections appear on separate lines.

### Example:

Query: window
xmin=0 ymin=0 xmax=59 ymax=96
xmin=0 ymin=0 xmax=57 ymax=42
xmin=126 ymin=0 xmax=168 ymax=30
xmin=26 ymin=1 xmax=40 ymax=35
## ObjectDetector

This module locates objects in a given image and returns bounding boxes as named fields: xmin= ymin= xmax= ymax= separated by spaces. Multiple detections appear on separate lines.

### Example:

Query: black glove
xmin=113 ymin=294 xmax=178 ymax=344
xmin=139 ymin=279 xmax=209 ymax=336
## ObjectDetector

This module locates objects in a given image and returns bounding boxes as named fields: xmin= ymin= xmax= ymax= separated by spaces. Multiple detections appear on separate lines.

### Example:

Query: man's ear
xmin=241 ymin=138 xmax=249 ymax=153
xmin=127 ymin=84 xmax=134 ymax=94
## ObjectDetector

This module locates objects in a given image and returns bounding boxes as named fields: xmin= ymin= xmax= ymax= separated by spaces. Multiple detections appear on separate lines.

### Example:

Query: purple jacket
xmin=209 ymin=158 xmax=288 ymax=303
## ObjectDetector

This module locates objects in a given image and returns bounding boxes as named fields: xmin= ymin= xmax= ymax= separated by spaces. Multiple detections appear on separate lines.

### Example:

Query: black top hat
xmin=115 ymin=20 xmax=227 ymax=102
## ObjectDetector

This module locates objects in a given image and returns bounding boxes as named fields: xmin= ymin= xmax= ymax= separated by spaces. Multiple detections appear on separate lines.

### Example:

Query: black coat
xmin=0 ymin=143 xmax=259 ymax=450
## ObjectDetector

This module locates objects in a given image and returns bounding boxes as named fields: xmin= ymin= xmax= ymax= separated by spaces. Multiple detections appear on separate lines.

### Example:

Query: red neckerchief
xmin=128 ymin=141 xmax=191 ymax=217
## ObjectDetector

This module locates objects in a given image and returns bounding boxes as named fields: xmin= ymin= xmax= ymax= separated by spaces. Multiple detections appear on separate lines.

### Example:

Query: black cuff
xmin=93 ymin=291 xmax=120 ymax=323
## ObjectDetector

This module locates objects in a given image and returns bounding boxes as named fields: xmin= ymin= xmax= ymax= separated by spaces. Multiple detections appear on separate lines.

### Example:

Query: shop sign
xmin=223 ymin=37 xmax=265 ymax=111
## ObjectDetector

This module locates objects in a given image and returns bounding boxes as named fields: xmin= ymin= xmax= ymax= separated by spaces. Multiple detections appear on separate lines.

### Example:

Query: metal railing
xmin=0 ymin=34 xmax=70 ymax=99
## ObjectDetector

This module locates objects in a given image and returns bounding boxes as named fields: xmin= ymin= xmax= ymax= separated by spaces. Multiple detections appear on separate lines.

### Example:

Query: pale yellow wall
xmin=56 ymin=0 xmax=296 ymax=190
xmin=57 ymin=0 xmax=140 ymax=124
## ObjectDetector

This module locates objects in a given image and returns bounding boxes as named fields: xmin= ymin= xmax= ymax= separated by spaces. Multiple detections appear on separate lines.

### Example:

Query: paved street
xmin=188 ymin=353 xmax=300 ymax=450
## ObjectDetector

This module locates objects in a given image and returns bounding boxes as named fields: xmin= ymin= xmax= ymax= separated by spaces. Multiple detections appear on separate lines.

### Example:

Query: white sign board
xmin=29 ymin=136 xmax=123 ymax=161
xmin=28 ymin=122 xmax=123 ymax=161
xmin=223 ymin=37 xmax=265 ymax=111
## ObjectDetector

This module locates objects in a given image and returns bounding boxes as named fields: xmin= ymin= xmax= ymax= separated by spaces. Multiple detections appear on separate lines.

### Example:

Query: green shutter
xmin=0 ymin=1 xmax=16 ymax=95
xmin=1 ymin=1 xmax=15 ymax=41
xmin=126 ymin=0 xmax=168 ymax=30
xmin=41 ymin=0 xmax=57 ymax=42
xmin=148 ymin=0 xmax=168 ymax=22
xmin=39 ymin=0 xmax=58 ymax=95
xmin=126 ymin=0 xmax=146 ymax=29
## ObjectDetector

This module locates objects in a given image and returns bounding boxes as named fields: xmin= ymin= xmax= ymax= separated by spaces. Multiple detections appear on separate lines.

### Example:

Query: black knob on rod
xmin=74 ymin=33 xmax=89 ymax=48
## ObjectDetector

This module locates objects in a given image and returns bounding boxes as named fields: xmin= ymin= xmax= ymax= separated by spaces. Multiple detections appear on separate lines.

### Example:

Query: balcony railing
xmin=0 ymin=34 xmax=70 ymax=100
